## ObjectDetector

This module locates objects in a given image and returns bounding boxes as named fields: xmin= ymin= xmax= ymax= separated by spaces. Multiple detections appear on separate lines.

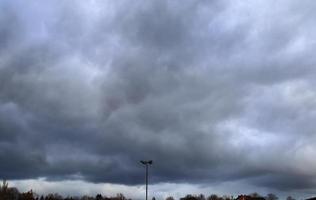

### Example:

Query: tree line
xmin=0 ymin=180 xmax=129 ymax=200
xmin=0 ymin=180 xmax=301 ymax=200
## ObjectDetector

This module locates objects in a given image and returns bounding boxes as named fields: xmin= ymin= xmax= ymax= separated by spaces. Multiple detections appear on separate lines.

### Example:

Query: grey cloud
xmin=0 ymin=143 xmax=47 ymax=179
xmin=0 ymin=0 xmax=316 ymax=196
xmin=250 ymin=173 xmax=316 ymax=191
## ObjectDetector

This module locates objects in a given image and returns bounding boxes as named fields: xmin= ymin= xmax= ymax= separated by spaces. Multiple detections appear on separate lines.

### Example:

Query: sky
xmin=1 ymin=0 xmax=316 ymax=199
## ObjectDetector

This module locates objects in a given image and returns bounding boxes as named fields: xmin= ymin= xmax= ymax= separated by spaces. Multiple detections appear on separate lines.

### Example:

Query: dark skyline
xmin=1 ymin=0 xmax=316 ymax=199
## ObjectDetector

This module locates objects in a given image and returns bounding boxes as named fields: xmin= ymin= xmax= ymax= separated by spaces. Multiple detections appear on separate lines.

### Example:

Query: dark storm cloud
xmin=251 ymin=173 xmax=316 ymax=191
xmin=1 ymin=0 xmax=316 ymax=194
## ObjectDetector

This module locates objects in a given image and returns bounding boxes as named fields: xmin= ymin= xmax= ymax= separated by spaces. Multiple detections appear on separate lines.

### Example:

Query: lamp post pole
xmin=140 ymin=160 xmax=153 ymax=200
xmin=145 ymin=164 xmax=148 ymax=200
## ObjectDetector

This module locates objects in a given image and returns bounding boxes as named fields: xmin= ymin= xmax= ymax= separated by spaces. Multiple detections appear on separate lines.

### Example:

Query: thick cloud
xmin=1 ymin=0 xmax=316 ymax=196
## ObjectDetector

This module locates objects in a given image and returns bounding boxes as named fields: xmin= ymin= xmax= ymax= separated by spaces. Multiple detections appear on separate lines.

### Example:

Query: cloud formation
xmin=1 ymin=0 xmax=316 ymax=196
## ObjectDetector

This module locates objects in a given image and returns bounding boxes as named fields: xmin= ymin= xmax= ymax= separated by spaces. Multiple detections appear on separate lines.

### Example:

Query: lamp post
xmin=140 ymin=160 xmax=153 ymax=200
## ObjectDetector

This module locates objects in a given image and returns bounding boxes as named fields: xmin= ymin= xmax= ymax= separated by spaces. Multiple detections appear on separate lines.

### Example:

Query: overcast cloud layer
xmin=1 ymin=0 xmax=316 ymax=198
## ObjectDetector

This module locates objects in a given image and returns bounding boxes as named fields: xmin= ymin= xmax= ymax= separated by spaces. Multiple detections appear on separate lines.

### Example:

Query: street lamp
xmin=140 ymin=160 xmax=153 ymax=200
